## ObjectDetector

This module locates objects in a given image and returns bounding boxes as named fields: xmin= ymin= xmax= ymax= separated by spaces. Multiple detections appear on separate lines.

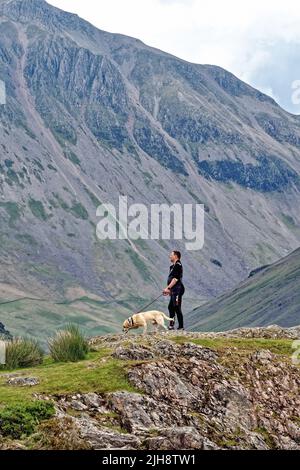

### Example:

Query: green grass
xmin=64 ymin=150 xmax=81 ymax=166
xmin=0 ymin=401 xmax=55 ymax=439
xmin=1 ymin=337 xmax=44 ymax=370
xmin=49 ymin=324 xmax=89 ymax=362
xmin=170 ymin=336 xmax=294 ymax=356
xmin=0 ymin=349 xmax=137 ymax=407
xmin=69 ymin=201 xmax=89 ymax=220
xmin=0 ymin=201 xmax=22 ymax=226
xmin=28 ymin=199 xmax=48 ymax=221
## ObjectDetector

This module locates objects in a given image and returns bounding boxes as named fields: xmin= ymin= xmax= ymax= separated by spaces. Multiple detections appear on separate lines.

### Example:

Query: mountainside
xmin=1 ymin=0 xmax=300 ymax=339
xmin=0 ymin=328 xmax=300 ymax=450
xmin=187 ymin=247 xmax=300 ymax=331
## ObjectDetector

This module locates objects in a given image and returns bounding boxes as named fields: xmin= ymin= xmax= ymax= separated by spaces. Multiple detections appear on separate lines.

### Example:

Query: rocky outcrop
xmin=30 ymin=329 xmax=300 ymax=450
xmin=6 ymin=376 xmax=40 ymax=386
xmin=197 ymin=155 xmax=300 ymax=192
xmin=0 ymin=322 xmax=12 ymax=339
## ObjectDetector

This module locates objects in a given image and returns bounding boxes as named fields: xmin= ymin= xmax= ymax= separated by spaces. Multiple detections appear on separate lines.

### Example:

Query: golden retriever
xmin=122 ymin=310 xmax=172 ymax=335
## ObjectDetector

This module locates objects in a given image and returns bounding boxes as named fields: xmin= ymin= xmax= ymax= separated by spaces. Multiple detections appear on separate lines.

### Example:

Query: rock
xmin=108 ymin=391 xmax=178 ymax=432
xmin=128 ymin=362 xmax=196 ymax=406
xmin=144 ymin=427 xmax=219 ymax=450
xmin=251 ymin=350 xmax=274 ymax=363
xmin=211 ymin=382 xmax=254 ymax=430
xmin=6 ymin=377 xmax=40 ymax=387
xmin=70 ymin=400 xmax=88 ymax=411
xmin=82 ymin=393 xmax=105 ymax=409
xmin=74 ymin=416 xmax=141 ymax=449
xmin=113 ymin=345 xmax=155 ymax=360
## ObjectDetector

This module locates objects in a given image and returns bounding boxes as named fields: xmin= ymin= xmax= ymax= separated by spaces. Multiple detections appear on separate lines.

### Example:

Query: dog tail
xmin=161 ymin=312 xmax=173 ymax=321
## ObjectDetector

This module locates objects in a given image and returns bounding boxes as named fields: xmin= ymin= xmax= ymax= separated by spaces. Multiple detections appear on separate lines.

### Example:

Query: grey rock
xmin=144 ymin=427 xmax=219 ymax=450
xmin=74 ymin=416 xmax=141 ymax=450
xmin=82 ymin=393 xmax=105 ymax=409
xmin=6 ymin=376 xmax=40 ymax=387
xmin=70 ymin=400 xmax=88 ymax=411
xmin=113 ymin=345 xmax=155 ymax=360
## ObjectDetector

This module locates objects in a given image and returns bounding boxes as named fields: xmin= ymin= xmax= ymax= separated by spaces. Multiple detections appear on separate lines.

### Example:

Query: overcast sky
xmin=48 ymin=0 xmax=300 ymax=114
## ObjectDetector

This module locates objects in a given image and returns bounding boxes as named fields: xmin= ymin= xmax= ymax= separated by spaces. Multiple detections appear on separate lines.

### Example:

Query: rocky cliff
xmin=1 ymin=326 xmax=299 ymax=450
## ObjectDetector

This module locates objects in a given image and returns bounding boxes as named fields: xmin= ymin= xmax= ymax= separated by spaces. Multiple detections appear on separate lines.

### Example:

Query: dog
xmin=122 ymin=310 xmax=173 ymax=335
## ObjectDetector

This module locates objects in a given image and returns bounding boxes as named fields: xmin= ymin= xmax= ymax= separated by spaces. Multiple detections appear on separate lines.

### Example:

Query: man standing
xmin=163 ymin=251 xmax=185 ymax=330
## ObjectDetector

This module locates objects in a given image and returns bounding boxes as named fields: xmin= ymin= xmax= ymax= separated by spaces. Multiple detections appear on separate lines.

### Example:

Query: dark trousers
xmin=168 ymin=286 xmax=184 ymax=329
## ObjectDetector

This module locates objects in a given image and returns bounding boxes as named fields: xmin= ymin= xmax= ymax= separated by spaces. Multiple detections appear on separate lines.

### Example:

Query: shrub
xmin=30 ymin=416 xmax=91 ymax=450
xmin=2 ymin=338 xmax=44 ymax=370
xmin=0 ymin=401 xmax=55 ymax=439
xmin=49 ymin=324 xmax=89 ymax=362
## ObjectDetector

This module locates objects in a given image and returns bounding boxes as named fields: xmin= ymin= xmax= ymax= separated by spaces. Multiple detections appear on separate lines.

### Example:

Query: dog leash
xmin=135 ymin=293 xmax=164 ymax=314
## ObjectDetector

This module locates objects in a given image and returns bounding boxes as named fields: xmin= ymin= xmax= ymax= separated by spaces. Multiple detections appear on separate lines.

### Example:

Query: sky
xmin=48 ymin=0 xmax=300 ymax=114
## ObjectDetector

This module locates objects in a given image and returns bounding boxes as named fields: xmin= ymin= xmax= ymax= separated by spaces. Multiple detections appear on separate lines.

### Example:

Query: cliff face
xmin=1 ymin=327 xmax=299 ymax=450
xmin=1 ymin=0 xmax=300 ymax=339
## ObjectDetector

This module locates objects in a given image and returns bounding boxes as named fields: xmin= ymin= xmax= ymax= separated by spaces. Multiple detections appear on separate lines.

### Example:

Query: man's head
xmin=169 ymin=250 xmax=181 ymax=263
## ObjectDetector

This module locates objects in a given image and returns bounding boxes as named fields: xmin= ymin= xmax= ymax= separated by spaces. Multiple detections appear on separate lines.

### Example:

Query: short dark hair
xmin=172 ymin=250 xmax=181 ymax=260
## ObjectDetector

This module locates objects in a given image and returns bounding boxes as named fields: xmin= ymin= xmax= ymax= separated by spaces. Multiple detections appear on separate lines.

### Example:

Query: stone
xmin=74 ymin=416 xmax=141 ymax=450
xmin=6 ymin=377 xmax=40 ymax=387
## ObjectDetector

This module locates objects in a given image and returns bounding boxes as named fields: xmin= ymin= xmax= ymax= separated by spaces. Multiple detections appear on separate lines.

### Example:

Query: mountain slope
xmin=187 ymin=248 xmax=300 ymax=331
xmin=0 ymin=0 xmax=300 ymax=338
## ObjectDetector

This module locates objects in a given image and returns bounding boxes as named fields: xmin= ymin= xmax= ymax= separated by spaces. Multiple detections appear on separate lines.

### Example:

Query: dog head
xmin=122 ymin=316 xmax=137 ymax=333
xmin=122 ymin=318 xmax=131 ymax=333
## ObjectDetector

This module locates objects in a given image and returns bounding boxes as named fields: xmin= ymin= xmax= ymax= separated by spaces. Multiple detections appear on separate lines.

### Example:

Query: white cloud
xmin=48 ymin=0 xmax=300 ymax=113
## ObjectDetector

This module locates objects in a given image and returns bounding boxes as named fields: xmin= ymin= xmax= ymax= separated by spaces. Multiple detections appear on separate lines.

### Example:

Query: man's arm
xmin=163 ymin=278 xmax=178 ymax=295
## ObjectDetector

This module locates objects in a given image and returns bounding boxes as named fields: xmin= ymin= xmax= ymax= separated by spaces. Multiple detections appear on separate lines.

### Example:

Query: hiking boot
xmin=168 ymin=321 xmax=175 ymax=331
xmin=177 ymin=327 xmax=184 ymax=331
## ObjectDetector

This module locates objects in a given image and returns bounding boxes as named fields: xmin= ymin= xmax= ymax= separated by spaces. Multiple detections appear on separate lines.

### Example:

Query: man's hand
xmin=163 ymin=288 xmax=171 ymax=296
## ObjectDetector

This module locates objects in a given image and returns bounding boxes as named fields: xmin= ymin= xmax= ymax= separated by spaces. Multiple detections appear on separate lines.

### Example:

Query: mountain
xmin=1 ymin=0 xmax=300 ymax=339
xmin=187 ymin=247 xmax=300 ymax=331
xmin=1 ymin=328 xmax=300 ymax=450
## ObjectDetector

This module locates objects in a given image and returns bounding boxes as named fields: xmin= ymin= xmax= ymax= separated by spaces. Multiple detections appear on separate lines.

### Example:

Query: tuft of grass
xmin=48 ymin=324 xmax=89 ymax=363
xmin=0 ymin=401 xmax=55 ymax=439
xmin=1 ymin=338 xmax=44 ymax=370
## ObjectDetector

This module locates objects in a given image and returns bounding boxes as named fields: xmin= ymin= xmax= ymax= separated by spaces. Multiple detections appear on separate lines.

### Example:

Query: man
xmin=163 ymin=250 xmax=185 ymax=330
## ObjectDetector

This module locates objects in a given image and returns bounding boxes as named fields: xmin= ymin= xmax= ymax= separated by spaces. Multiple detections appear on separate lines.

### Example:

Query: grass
xmin=0 ymin=201 xmax=22 ymax=226
xmin=63 ymin=150 xmax=81 ymax=166
xmin=69 ymin=202 xmax=89 ymax=220
xmin=28 ymin=199 xmax=48 ymax=221
xmin=2 ymin=338 xmax=44 ymax=370
xmin=0 ymin=348 xmax=137 ymax=408
xmin=49 ymin=324 xmax=89 ymax=362
xmin=0 ymin=401 xmax=55 ymax=439
xmin=170 ymin=336 xmax=294 ymax=356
